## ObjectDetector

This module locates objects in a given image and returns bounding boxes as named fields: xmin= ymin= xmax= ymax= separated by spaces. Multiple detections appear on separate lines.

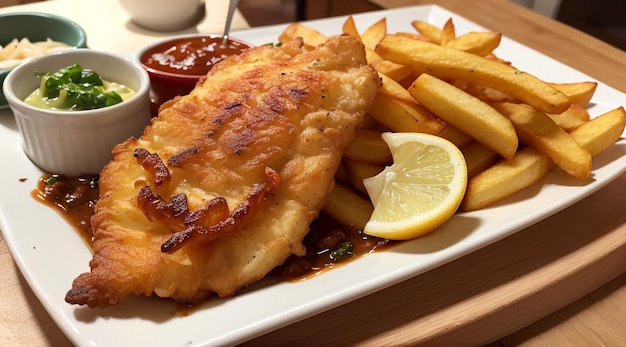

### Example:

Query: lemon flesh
xmin=363 ymin=132 xmax=467 ymax=240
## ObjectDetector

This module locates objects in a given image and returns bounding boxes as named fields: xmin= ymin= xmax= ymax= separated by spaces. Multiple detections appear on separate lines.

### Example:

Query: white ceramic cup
xmin=3 ymin=49 xmax=151 ymax=176
xmin=118 ymin=0 xmax=205 ymax=32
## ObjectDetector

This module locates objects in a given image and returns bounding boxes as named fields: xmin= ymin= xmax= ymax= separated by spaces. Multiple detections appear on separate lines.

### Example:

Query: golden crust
xmin=65 ymin=34 xmax=380 ymax=308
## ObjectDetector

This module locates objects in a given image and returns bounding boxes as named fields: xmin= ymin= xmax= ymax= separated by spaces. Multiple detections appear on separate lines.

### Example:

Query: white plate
xmin=1 ymin=5 xmax=625 ymax=347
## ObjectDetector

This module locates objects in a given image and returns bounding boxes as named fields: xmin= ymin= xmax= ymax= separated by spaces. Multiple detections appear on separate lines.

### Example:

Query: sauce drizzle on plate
xmin=32 ymin=174 xmax=392 ymax=280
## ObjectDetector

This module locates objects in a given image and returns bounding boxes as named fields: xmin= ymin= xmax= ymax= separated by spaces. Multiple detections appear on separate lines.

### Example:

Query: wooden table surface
xmin=2 ymin=0 xmax=626 ymax=346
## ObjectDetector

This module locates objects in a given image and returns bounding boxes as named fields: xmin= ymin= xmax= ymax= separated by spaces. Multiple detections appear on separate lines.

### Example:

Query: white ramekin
xmin=3 ymin=48 xmax=152 ymax=176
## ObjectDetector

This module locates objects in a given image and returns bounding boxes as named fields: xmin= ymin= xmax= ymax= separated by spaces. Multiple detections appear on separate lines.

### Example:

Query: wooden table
xmin=2 ymin=0 xmax=626 ymax=346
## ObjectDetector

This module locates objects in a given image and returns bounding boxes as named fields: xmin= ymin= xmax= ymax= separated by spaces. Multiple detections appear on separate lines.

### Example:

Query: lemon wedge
xmin=363 ymin=132 xmax=468 ymax=240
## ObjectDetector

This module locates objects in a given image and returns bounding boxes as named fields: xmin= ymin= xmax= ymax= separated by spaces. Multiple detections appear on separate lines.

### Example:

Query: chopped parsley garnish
xmin=35 ymin=64 xmax=123 ymax=110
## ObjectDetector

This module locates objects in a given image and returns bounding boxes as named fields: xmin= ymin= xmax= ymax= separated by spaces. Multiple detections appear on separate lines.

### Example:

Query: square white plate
xmin=1 ymin=5 xmax=625 ymax=347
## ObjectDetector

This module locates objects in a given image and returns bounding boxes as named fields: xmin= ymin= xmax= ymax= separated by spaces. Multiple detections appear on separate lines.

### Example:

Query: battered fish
xmin=65 ymin=34 xmax=380 ymax=308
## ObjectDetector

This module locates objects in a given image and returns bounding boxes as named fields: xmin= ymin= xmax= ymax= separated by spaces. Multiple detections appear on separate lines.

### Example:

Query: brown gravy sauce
xmin=32 ymin=174 xmax=392 ymax=281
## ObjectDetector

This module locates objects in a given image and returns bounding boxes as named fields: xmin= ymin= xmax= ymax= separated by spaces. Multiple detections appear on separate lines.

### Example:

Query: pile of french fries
xmin=279 ymin=16 xmax=626 ymax=234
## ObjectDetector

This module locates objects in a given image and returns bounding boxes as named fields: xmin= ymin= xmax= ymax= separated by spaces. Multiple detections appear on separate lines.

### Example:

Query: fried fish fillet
xmin=65 ymin=34 xmax=380 ymax=308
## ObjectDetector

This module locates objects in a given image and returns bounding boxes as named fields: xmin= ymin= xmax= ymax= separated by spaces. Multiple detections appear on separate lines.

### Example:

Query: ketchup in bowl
xmin=136 ymin=35 xmax=254 ymax=113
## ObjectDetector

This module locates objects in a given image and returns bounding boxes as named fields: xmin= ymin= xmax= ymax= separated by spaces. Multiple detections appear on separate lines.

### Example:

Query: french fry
xmin=343 ymin=159 xmax=384 ymax=194
xmin=460 ymin=141 xmax=501 ymax=179
xmin=371 ymin=60 xmax=413 ymax=82
xmin=361 ymin=113 xmax=381 ymax=130
xmin=461 ymin=147 xmax=552 ymax=211
xmin=368 ymin=92 xmax=446 ymax=135
xmin=322 ymin=182 xmax=373 ymax=232
xmin=437 ymin=124 xmax=474 ymax=148
xmin=451 ymin=80 xmax=518 ymax=103
xmin=547 ymin=103 xmax=590 ymax=131
xmin=484 ymin=52 xmax=512 ymax=65
xmin=334 ymin=160 xmax=350 ymax=185
xmin=376 ymin=34 xmax=572 ymax=114
xmin=493 ymin=102 xmax=591 ymax=179
xmin=569 ymin=106 xmax=626 ymax=156
xmin=378 ymin=72 xmax=421 ymax=104
xmin=394 ymin=32 xmax=434 ymax=42
xmin=440 ymin=18 xmax=456 ymax=46
xmin=342 ymin=15 xmax=362 ymax=41
xmin=344 ymin=129 xmax=392 ymax=165
xmin=549 ymin=81 xmax=598 ymax=106
xmin=445 ymin=31 xmax=502 ymax=57
xmin=478 ymin=86 xmax=517 ymax=103
xmin=398 ymin=72 xmax=419 ymax=90
xmin=278 ymin=23 xmax=328 ymax=48
xmin=361 ymin=17 xmax=387 ymax=50
xmin=410 ymin=73 xmax=518 ymax=159
xmin=462 ymin=107 xmax=626 ymax=211
xmin=411 ymin=20 xmax=442 ymax=44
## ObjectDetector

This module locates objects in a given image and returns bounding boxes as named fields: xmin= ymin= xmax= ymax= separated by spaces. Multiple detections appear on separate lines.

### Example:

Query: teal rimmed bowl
xmin=0 ymin=12 xmax=88 ymax=108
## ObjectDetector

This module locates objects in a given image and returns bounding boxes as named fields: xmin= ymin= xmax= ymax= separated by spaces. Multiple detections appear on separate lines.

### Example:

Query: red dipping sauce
xmin=137 ymin=35 xmax=254 ymax=112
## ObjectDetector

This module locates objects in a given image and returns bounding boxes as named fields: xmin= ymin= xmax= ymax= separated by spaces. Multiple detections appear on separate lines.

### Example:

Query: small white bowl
xmin=134 ymin=34 xmax=254 ymax=112
xmin=117 ymin=0 xmax=205 ymax=32
xmin=2 ymin=49 xmax=151 ymax=176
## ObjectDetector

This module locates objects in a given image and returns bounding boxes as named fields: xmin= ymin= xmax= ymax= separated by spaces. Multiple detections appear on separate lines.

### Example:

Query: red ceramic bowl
xmin=135 ymin=34 xmax=254 ymax=113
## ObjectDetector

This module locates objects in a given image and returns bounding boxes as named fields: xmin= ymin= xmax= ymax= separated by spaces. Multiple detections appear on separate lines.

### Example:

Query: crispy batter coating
xmin=65 ymin=34 xmax=380 ymax=308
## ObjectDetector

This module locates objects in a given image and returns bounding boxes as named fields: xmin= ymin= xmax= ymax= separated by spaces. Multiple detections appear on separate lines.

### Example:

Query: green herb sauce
xmin=24 ymin=63 xmax=135 ymax=111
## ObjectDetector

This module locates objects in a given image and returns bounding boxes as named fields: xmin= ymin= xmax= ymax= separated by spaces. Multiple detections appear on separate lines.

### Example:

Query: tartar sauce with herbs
xmin=25 ymin=63 xmax=135 ymax=111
